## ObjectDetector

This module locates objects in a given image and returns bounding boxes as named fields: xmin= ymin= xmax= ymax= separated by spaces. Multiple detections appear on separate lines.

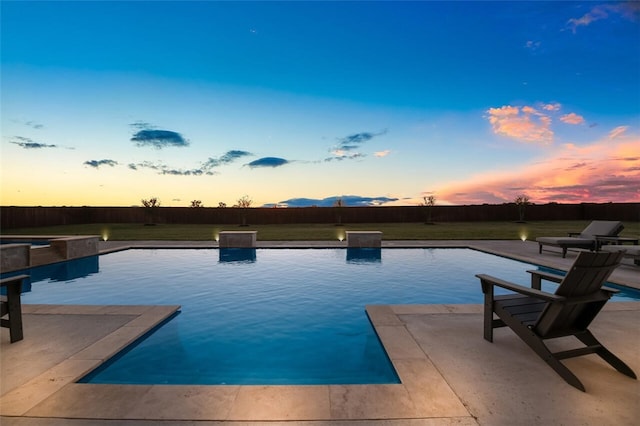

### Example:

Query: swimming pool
xmin=5 ymin=248 xmax=638 ymax=385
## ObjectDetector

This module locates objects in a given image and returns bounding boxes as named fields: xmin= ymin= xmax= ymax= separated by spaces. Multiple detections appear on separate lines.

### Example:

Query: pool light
xmin=101 ymin=229 xmax=109 ymax=241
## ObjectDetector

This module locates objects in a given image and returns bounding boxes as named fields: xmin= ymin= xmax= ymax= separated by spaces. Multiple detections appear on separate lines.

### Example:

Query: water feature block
xmin=50 ymin=236 xmax=100 ymax=259
xmin=218 ymin=231 xmax=257 ymax=248
xmin=346 ymin=231 xmax=382 ymax=248
xmin=0 ymin=244 xmax=31 ymax=271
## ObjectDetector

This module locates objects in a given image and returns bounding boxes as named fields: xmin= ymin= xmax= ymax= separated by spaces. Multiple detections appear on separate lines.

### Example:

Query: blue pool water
xmin=4 ymin=248 xmax=638 ymax=385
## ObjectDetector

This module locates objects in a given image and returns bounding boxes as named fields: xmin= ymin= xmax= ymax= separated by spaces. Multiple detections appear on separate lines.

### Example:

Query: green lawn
xmin=3 ymin=221 xmax=638 ymax=241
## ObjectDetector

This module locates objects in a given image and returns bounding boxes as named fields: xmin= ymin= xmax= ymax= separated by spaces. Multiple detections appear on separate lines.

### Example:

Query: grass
xmin=3 ymin=221 xmax=639 ymax=241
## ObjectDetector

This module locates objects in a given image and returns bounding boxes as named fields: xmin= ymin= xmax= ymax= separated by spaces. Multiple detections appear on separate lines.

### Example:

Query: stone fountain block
xmin=346 ymin=231 xmax=382 ymax=248
xmin=218 ymin=231 xmax=257 ymax=248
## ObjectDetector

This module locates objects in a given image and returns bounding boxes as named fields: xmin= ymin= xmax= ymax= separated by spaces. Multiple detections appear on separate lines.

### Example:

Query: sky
xmin=1 ymin=0 xmax=639 ymax=208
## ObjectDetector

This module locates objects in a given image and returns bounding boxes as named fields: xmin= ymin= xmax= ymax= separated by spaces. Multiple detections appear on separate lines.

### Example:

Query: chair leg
xmin=494 ymin=306 xmax=586 ymax=391
xmin=482 ymin=284 xmax=494 ymax=342
xmin=576 ymin=331 xmax=637 ymax=379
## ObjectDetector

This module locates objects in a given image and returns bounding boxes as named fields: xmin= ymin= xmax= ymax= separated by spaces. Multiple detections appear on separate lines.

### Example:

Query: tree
xmin=234 ymin=195 xmax=252 ymax=226
xmin=141 ymin=197 xmax=160 ymax=208
xmin=234 ymin=195 xmax=253 ymax=208
xmin=190 ymin=200 xmax=203 ymax=208
xmin=218 ymin=202 xmax=227 ymax=208
xmin=141 ymin=197 xmax=161 ymax=225
xmin=514 ymin=194 xmax=530 ymax=222
xmin=422 ymin=195 xmax=436 ymax=224
xmin=333 ymin=197 xmax=345 ymax=225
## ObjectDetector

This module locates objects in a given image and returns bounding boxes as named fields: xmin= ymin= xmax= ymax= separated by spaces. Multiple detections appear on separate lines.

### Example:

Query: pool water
xmin=5 ymin=248 xmax=638 ymax=385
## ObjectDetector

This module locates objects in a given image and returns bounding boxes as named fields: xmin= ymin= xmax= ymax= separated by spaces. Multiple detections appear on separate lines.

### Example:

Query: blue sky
xmin=1 ymin=1 xmax=639 ymax=207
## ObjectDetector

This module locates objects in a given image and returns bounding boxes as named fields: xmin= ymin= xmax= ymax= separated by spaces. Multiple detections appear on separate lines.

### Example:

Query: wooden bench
xmin=1 ymin=274 xmax=29 ymax=343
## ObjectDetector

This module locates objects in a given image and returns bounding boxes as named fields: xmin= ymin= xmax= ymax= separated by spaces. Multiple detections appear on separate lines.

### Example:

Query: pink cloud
xmin=435 ymin=132 xmax=640 ymax=204
xmin=486 ymin=105 xmax=554 ymax=144
xmin=374 ymin=150 xmax=391 ymax=158
xmin=560 ymin=113 xmax=585 ymax=125
xmin=608 ymin=126 xmax=628 ymax=139
xmin=566 ymin=3 xmax=639 ymax=33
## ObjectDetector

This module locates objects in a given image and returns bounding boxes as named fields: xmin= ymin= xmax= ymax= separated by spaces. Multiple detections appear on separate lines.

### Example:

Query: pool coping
xmin=2 ymin=240 xmax=638 ymax=423
xmin=2 ymin=301 xmax=638 ymax=422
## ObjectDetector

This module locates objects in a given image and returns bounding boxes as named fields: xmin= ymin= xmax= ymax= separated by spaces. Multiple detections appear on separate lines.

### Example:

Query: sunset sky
xmin=2 ymin=1 xmax=639 ymax=207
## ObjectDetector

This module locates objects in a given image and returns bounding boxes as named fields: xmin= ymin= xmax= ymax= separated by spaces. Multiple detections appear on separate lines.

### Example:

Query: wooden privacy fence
xmin=1 ymin=203 xmax=638 ymax=229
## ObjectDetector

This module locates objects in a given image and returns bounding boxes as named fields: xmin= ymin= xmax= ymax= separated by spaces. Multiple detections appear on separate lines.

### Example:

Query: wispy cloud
xmin=566 ymin=3 xmax=640 ymax=33
xmin=25 ymin=120 xmax=44 ymax=130
xmin=436 ymin=128 xmax=640 ymax=204
xmin=84 ymin=159 xmax=118 ymax=168
xmin=374 ymin=150 xmax=391 ymax=158
xmin=270 ymin=195 xmax=399 ymax=207
xmin=609 ymin=125 xmax=628 ymax=139
xmin=336 ymin=130 xmax=387 ymax=150
xmin=324 ymin=152 xmax=365 ymax=162
xmin=10 ymin=136 xmax=57 ymax=149
xmin=326 ymin=129 xmax=388 ymax=161
xmin=128 ymin=160 xmax=216 ymax=176
xmin=246 ymin=157 xmax=290 ymax=168
xmin=203 ymin=150 xmax=253 ymax=169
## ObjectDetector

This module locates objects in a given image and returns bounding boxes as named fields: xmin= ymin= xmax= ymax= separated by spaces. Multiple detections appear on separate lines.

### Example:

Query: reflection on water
xmin=219 ymin=248 xmax=257 ymax=263
xmin=346 ymin=248 xmax=382 ymax=263
xmin=0 ymin=255 xmax=100 ymax=294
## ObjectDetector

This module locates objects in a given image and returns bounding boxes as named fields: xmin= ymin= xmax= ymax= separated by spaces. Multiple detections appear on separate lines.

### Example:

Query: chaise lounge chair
xmin=536 ymin=220 xmax=624 ymax=258
xmin=476 ymin=250 xmax=636 ymax=391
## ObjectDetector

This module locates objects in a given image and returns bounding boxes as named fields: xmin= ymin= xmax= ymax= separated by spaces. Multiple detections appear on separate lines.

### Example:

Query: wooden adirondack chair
xmin=476 ymin=251 xmax=636 ymax=391
xmin=1 ymin=274 xmax=29 ymax=343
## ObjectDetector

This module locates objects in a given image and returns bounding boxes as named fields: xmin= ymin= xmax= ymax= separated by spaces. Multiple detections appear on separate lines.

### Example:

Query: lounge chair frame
xmin=477 ymin=251 xmax=636 ymax=391
xmin=536 ymin=220 xmax=624 ymax=258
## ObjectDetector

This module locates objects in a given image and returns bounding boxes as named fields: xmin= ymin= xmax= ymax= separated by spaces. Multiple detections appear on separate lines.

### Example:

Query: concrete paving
xmin=1 ymin=240 xmax=639 ymax=425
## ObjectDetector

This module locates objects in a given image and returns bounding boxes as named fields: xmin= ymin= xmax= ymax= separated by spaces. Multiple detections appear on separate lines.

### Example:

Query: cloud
xmin=325 ymin=152 xmax=365 ymax=162
xmin=566 ymin=3 xmax=640 ymax=33
xmin=270 ymin=195 xmax=399 ymax=207
xmin=335 ymin=129 xmax=387 ymax=151
xmin=525 ymin=40 xmax=541 ymax=51
xmin=10 ymin=136 xmax=57 ymax=149
xmin=203 ymin=150 xmax=253 ymax=169
xmin=608 ymin=126 xmax=628 ymax=139
xmin=128 ymin=161 xmax=216 ymax=176
xmin=246 ymin=157 xmax=290 ymax=168
xmin=84 ymin=159 xmax=118 ymax=168
xmin=435 ymin=128 xmax=640 ymax=204
xmin=374 ymin=150 xmax=391 ymax=158
xmin=131 ymin=129 xmax=189 ymax=149
xmin=486 ymin=105 xmax=553 ymax=144
xmin=25 ymin=121 xmax=44 ymax=130
xmin=325 ymin=129 xmax=388 ymax=161
xmin=560 ymin=113 xmax=585 ymax=125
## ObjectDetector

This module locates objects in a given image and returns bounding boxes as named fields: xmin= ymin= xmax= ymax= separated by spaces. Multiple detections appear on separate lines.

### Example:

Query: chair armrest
xmin=0 ymin=275 xmax=30 ymax=287
xmin=476 ymin=274 xmax=565 ymax=302
xmin=527 ymin=270 xmax=563 ymax=284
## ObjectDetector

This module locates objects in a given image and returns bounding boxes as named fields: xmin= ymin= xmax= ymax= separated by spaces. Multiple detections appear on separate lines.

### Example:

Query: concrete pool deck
xmin=1 ymin=240 xmax=639 ymax=425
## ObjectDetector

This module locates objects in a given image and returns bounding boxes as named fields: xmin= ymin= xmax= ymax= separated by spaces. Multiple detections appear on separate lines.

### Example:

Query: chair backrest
xmin=534 ymin=250 xmax=625 ymax=337
xmin=579 ymin=220 xmax=624 ymax=238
